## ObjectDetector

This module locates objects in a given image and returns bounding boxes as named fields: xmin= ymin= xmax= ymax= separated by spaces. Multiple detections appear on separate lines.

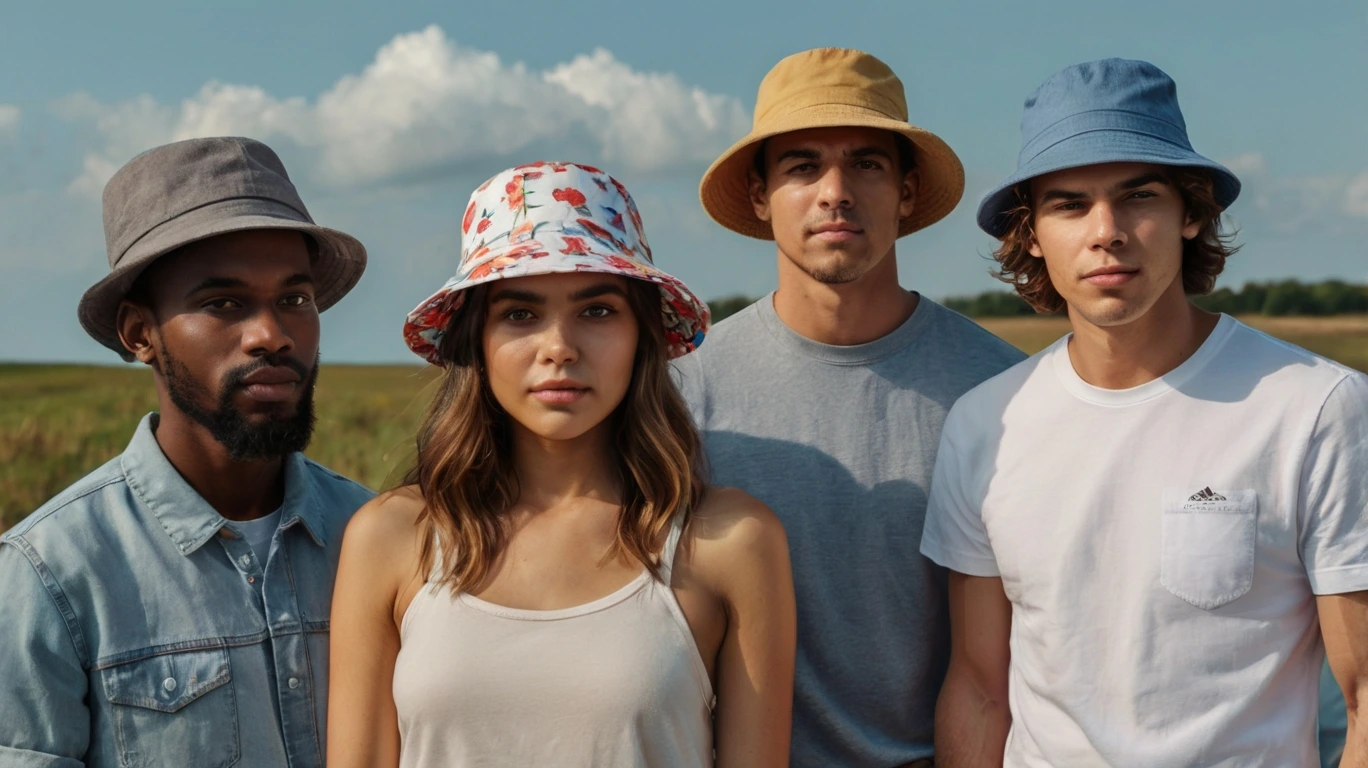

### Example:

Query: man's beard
xmin=795 ymin=215 xmax=873 ymax=284
xmin=161 ymin=347 xmax=319 ymax=461
xmin=800 ymin=259 xmax=867 ymax=285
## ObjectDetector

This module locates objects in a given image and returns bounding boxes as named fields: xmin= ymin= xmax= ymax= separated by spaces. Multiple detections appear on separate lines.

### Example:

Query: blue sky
xmin=2 ymin=0 xmax=1364 ymax=363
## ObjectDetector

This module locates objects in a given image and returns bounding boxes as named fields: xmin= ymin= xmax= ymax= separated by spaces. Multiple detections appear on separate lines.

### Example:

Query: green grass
xmin=3 ymin=315 xmax=1364 ymax=533
xmin=0 ymin=364 xmax=439 ymax=532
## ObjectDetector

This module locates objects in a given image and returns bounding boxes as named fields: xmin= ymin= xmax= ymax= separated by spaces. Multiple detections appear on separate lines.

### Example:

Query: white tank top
xmin=393 ymin=515 xmax=716 ymax=767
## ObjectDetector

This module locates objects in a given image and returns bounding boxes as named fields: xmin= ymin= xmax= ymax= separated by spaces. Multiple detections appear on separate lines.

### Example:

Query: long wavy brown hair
xmin=402 ymin=279 xmax=707 ymax=594
xmin=990 ymin=166 xmax=1241 ymax=314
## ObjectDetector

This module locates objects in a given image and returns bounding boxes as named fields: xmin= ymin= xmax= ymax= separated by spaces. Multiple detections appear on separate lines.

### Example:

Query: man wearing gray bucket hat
xmin=921 ymin=59 xmax=1368 ymax=767
xmin=0 ymin=137 xmax=374 ymax=767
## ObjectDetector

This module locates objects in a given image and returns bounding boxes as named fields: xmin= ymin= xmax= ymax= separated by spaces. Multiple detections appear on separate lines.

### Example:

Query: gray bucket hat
xmin=79 ymin=136 xmax=368 ymax=360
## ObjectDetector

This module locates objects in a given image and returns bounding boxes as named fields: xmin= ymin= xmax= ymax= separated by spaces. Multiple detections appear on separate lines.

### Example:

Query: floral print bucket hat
xmin=404 ymin=162 xmax=710 ymax=364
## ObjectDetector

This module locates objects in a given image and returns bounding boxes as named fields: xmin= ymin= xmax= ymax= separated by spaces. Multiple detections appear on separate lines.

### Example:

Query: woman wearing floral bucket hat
xmin=328 ymin=162 xmax=797 ymax=767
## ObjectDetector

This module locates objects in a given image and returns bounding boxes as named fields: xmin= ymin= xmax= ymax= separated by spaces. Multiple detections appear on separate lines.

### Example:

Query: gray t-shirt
xmin=671 ymin=293 xmax=1024 ymax=767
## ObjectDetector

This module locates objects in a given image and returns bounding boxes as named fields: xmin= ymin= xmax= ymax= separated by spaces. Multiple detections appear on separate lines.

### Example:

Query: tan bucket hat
xmin=700 ymin=47 xmax=965 ymax=240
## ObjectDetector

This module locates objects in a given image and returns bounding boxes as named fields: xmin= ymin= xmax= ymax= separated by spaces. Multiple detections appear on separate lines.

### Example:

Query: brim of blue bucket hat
xmin=976 ymin=130 xmax=1241 ymax=238
xmin=403 ymin=246 xmax=711 ymax=366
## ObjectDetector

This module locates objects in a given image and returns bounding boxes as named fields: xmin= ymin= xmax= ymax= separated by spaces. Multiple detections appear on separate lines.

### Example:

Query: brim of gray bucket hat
xmin=79 ymin=197 xmax=368 ymax=361
xmin=976 ymin=130 xmax=1241 ymax=238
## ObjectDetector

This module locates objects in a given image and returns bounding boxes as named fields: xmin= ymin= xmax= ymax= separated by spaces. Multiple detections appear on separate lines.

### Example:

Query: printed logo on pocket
xmin=1181 ymin=487 xmax=1248 ymax=514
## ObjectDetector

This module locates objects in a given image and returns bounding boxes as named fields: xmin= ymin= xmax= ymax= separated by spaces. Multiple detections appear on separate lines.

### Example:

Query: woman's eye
xmin=504 ymin=308 xmax=534 ymax=322
xmin=582 ymin=305 xmax=615 ymax=319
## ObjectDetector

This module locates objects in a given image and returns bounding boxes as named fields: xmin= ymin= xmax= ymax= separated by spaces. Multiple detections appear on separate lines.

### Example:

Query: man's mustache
xmin=222 ymin=355 xmax=312 ymax=391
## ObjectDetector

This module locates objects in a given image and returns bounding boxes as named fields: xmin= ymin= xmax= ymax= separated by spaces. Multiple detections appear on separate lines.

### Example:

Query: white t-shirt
xmin=921 ymin=315 xmax=1368 ymax=767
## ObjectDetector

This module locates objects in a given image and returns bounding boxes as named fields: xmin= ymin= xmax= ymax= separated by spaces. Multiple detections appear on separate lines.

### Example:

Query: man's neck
xmin=1066 ymin=286 xmax=1221 ymax=390
xmin=772 ymin=248 xmax=918 ymax=346
xmin=152 ymin=407 xmax=286 ymax=522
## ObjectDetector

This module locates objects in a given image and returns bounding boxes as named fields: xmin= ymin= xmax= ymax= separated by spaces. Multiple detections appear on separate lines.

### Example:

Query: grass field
xmin=2 ymin=314 xmax=1365 ymax=533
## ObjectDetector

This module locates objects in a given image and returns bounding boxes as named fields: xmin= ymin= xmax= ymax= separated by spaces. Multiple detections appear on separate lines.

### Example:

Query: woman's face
xmin=482 ymin=272 xmax=640 ymax=443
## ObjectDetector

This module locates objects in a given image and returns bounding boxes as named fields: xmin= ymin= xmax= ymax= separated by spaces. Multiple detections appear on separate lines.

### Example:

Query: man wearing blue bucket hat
xmin=920 ymin=58 xmax=1368 ymax=767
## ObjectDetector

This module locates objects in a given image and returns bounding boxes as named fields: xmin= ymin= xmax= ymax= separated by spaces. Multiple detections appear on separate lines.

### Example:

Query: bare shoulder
xmin=341 ymin=484 xmax=427 ymax=567
xmin=685 ymin=486 xmax=789 ymax=581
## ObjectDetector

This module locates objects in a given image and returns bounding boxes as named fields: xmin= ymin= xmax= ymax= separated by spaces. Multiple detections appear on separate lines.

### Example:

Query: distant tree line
xmin=708 ymin=281 xmax=1368 ymax=322
xmin=707 ymin=295 xmax=759 ymax=323
xmin=939 ymin=280 xmax=1368 ymax=318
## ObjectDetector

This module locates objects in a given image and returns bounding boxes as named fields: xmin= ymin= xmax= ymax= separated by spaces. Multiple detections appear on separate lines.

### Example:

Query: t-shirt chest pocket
xmin=1160 ymin=487 xmax=1258 ymax=610
xmin=99 ymin=647 xmax=240 ymax=767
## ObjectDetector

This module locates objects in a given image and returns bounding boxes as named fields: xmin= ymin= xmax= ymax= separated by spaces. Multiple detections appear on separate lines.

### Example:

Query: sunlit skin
xmin=115 ymin=229 xmax=318 ymax=520
xmin=482 ymin=273 xmax=638 ymax=446
xmin=748 ymin=126 xmax=919 ymax=346
xmin=327 ymin=270 xmax=796 ymax=768
xmin=1027 ymin=162 xmax=1218 ymax=389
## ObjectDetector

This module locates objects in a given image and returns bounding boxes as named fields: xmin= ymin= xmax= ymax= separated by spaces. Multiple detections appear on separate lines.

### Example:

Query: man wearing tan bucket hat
xmin=0 ymin=137 xmax=373 ymax=767
xmin=673 ymin=48 xmax=1024 ymax=767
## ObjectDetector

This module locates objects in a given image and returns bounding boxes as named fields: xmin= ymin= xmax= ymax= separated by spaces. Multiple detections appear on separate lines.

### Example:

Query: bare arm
xmin=696 ymin=489 xmax=797 ymax=768
xmin=327 ymin=492 xmax=424 ymax=768
xmin=936 ymin=571 xmax=1012 ymax=768
xmin=1320 ymin=591 xmax=1368 ymax=767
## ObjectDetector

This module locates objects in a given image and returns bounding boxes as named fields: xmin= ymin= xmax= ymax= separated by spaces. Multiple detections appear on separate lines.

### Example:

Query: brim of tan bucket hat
xmin=699 ymin=103 xmax=965 ymax=241
xmin=78 ymin=197 xmax=368 ymax=361
xmin=402 ymin=237 xmax=711 ymax=366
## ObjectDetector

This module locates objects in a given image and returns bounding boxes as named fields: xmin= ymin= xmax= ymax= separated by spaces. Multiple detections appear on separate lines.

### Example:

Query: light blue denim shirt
xmin=0 ymin=413 xmax=373 ymax=767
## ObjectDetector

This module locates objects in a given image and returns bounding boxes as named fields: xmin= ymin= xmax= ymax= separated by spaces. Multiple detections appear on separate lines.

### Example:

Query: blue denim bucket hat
xmin=977 ymin=58 xmax=1241 ymax=237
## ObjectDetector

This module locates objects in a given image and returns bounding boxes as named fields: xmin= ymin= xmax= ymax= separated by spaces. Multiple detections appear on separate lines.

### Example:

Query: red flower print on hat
xmin=504 ymin=175 xmax=526 ymax=212
xmin=560 ymin=236 xmax=591 ymax=255
xmin=404 ymin=161 xmax=709 ymax=366
xmin=553 ymin=188 xmax=587 ymax=207
xmin=462 ymin=201 xmax=477 ymax=233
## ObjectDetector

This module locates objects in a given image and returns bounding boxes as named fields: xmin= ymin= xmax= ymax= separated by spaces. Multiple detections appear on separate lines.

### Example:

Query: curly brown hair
xmin=990 ymin=167 xmax=1241 ymax=315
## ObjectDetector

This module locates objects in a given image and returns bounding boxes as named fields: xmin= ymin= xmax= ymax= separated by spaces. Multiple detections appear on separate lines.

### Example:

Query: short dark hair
xmin=751 ymin=132 xmax=917 ymax=182
xmin=990 ymin=167 xmax=1241 ymax=314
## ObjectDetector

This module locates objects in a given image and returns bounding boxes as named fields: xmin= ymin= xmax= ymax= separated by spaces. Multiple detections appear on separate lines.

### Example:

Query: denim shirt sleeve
xmin=0 ymin=539 xmax=90 ymax=767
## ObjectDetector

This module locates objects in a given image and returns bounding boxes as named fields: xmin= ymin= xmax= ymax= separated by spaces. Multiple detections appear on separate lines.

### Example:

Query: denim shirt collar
xmin=120 ymin=413 xmax=328 ymax=556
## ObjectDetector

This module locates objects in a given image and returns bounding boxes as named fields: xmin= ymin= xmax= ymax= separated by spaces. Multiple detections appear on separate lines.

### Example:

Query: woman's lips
xmin=531 ymin=388 xmax=588 ymax=404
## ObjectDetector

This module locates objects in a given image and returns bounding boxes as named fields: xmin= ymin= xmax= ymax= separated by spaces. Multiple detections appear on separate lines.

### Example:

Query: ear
xmin=1181 ymin=210 xmax=1203 ymax=241
xmin=116 ymin=300 xmax=159 ymax=366
xmin=1027 ymin=230 xmax=1044 ymax=259
xmin=748 ymin=168 xmax=771 ymax=223
xmin=898 ymin=168 xmax=919 ymax=220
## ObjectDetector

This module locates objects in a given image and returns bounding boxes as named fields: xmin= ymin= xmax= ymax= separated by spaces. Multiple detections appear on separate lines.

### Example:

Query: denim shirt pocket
xmin=1160 ymin=487 xmax=1258 ymax=610
xmin=99 ymin=647 xmax=240 ymax=768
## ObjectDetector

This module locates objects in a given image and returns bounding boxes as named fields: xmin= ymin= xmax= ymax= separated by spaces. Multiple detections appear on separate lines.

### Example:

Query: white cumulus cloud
xmin=1221 ymin=151 xmax=1266 ymax=175
xmin=0 ymin=105 xmax=19 ymax=135
xmin=1344 ymin=170 xmax=1368 ymax=219
xmin=59 ymin=25 xmax=750 ymax=196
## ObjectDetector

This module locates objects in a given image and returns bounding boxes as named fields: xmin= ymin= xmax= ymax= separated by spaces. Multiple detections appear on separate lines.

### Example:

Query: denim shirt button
xmin=288 ymin=677 xmax=300 ymax=689
xmin=162 ymin=677 xmax=177 ymax=692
